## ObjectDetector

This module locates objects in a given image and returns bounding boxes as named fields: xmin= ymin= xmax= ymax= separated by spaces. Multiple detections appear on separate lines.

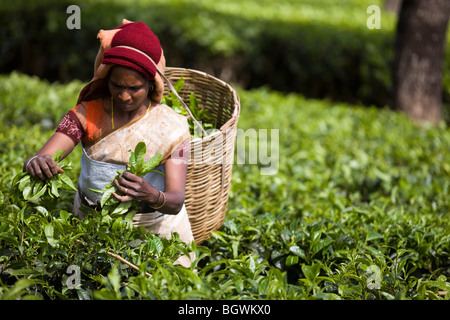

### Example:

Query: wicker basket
xmin=163 ymin=67 xmax=241 ymax=243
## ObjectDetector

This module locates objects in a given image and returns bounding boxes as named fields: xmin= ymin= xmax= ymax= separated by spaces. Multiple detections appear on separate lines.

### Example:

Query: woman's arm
xmin=157 ymin=156 xmax=188 ymax=214
xmin=23 ymin=132 xmax=77 ymax=180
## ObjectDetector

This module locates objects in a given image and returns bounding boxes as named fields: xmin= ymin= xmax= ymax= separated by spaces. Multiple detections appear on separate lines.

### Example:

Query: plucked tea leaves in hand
xmin=12 ymin=150 xmax=76 ymax=201
xmin=90 ymin=142 xmax=163 ymax=217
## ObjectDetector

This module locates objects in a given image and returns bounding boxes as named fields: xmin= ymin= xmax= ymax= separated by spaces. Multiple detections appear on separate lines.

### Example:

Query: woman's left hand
xmin=112 ymin=171 xmax=159 ymax=203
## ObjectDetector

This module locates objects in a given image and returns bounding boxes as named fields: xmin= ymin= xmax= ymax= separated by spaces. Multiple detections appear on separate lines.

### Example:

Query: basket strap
xmin=115 ymin=45 xmax=208 ymax=137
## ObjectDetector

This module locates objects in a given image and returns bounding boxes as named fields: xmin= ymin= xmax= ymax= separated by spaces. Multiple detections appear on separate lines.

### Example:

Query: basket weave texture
xmin=163 ymin=67 xmax=240 ymax=243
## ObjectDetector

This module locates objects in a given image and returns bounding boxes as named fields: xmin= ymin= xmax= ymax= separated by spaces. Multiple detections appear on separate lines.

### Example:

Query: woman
xmin=23 ymin=20 xmax=194 ymax=267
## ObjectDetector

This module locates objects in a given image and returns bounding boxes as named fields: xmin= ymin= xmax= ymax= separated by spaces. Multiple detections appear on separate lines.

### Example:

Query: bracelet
xmin=151 ymin=190 xmax=166 ymax=210
xmin=154 ymin=189 xmax=161 ymax=203
xmin=25 ymin=155 xmax=39 ymax=171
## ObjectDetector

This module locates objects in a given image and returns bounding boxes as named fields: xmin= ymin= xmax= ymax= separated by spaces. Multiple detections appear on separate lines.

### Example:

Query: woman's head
xmin=77 ymin=20 xmax=166 ymax=104
xmin=108 ymin=65 xmax=155 ymax=111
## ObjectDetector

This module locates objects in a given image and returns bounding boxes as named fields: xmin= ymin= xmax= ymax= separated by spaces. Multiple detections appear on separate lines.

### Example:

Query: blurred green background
xmin=1 ymin=0 xmax=449 ymax=117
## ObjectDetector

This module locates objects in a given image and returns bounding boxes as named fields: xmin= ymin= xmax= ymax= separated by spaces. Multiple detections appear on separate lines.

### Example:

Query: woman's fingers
xmin=113 ymin=172 xmax=156 ymax=202
xmin=112 ymin=176 xmax=138 ymax=202
xmin=111 ymin=191 xmax=133 ymax=202
xmin=115 ymin=171 xmax=143 ymax=191
xmin=120 ymin=171 xmax=141 ymax=183
xmin=113 ymin=178 xmax=133 ymax=195
xmin=27 ymin=155 xmax=63 ymax=180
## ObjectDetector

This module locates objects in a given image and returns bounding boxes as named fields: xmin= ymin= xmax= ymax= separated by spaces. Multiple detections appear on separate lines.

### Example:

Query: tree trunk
xmin=385 ymin=0 xmax=402 ymax=14
xmin=392 ymin=0 xmax=450 ymax=124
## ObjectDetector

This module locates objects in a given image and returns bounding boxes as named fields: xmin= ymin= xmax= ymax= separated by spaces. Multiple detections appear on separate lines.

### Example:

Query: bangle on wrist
xmin=25 ymin=155 xmax=39 ymax=171
xmin=154 ymin=189 xmax=161 ymax=203
xmin=151 ymin=190 xmax=166 ymax=210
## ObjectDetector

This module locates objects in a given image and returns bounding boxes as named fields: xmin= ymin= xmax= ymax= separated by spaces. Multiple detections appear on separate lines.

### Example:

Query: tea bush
xmin=0 ymin=73 xmax=449 ymax=300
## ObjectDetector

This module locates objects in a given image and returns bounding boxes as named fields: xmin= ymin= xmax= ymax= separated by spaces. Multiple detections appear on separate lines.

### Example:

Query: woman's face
xmin=108 ymin=66 xmax=151 ymax=112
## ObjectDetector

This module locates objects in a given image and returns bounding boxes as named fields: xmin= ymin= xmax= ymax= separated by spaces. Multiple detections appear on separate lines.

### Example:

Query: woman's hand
xmin=112 ymin=156 xmax=188 ymax=214
xmin=112 ymin=171 xmax=159 ymax=203
xmin=23 ymin=132 xmax=76 ymax=181
xmin=24 ymin=155 xmax=64 ymax=180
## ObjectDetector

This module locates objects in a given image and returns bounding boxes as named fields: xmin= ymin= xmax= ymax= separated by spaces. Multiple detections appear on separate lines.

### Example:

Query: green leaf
xmin=133 ymin=142 xmax=147 ymax=175
xmin=18 ymin=175 xmax=31 ymax=191
xmin=174 ymin=76 xmax=185 ymax=93
xmin=89 ymin=187 xmax=107 ymax=193
xmin=32 ymin=180 xmax=44 ymax=195
xmin=44 ymin=223 xmax=58 ymax=247
xmin=146 ymin=169 xmax=164 ymax=176
xmin=311 ymin=238 xmax=332 ymax=256
xmin=124 ymin=210 xmax=136 ymax=226
xmin=29 ymin=184 xmax=47 ymax=201
xmin=128 ymin=149 xmax=137 ymax=172
xmin=366 ymin=230 xmax=384 ymax=242
xmin=286 ymin=255 xmax=299 ymax=266
xmin=141 ymin=153 xmax=162 ymax=176
xmin=76 ymin=288 xmax=93 ymax=300
xmin=59 ymin=174 xmax=77 ymax=191
xmin=59 ymin=210 xmax=71 ymax=221
xmin=52 ymin=149 xmax=65 ymax=162
xmin=111 ymin=201 xmax=133 ymax=215
xmin=22 ymin=186 xmax=32 ymax=200
xmin=35 ymin=206 xmax=49 ymax=216
xmin=0 ymin=279 xmax=43 ymax=300
xmin=248 ymin=255 xmax=256 ymax=274
xmin=151 ymin=237 xmax=163 ymax=256
xmin=302 ymin=264 xmax=321 ymax=284
xmin=100 ymin=188 xmax=116 ymax=208
xmin=112 ymin=217 xmax=125 ymax=232
xmin=11 ymin=171 xmax=27 ymax=187
xmin=93 ymin=289 xmax=120 ymax=300
xmin=188 ymin=93 xmax=200 ymax=119
xmin=289 ymin=245 xmax=306 ymax=260
xmin=50 ymin=180 xmax=61 ymax=197
xmin=11 ymin=269 xmax=42 ymax=276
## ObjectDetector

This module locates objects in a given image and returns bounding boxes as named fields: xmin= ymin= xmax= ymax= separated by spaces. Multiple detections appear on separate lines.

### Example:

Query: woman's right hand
xmin=24 ymin=155 xmax=64 ymax=181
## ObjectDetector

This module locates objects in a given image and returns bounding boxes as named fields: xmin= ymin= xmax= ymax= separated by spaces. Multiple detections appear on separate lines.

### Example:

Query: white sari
xmin=73 ymin=104 xmax=194 ymax=267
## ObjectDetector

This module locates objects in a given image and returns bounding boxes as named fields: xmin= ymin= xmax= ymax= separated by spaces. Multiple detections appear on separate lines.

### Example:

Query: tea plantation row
xmin=0 ymin=73 xmax=449 ymax=300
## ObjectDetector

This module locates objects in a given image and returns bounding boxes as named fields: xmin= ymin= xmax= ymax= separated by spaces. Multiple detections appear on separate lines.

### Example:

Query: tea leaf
xmin=29 ymin=184 xmax=47 ymax=201
xmin=59 ymin=174 xmax=77 ymax=191
xmin=18 ymin=175 xmax=31 ymax=191
xmin=141 ymin=153 xmax=162 ymax=176
xmin=133 ymin=142 xmax=147 ymax=175
xmin=22 ymin=186 xmax=32 ymax=200
xmin=301 ymin=264 xmax=321 ymax=284
xmin=52 ymin=150 xmax=65 ymax=162
xmin=101 ymin=187 xmax=118 ymax=208
xmin=286 ymin=255 xmax=299 ymax=266
xmin=289 ymin=246 xmax=306 ymax=260
xmin=44 ymin=223 xmax=58 ymax=247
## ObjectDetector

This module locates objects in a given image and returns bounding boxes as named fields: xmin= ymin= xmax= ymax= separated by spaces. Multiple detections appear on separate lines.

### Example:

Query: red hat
xmin=102 ymin=21 xmax=162 ymax=80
